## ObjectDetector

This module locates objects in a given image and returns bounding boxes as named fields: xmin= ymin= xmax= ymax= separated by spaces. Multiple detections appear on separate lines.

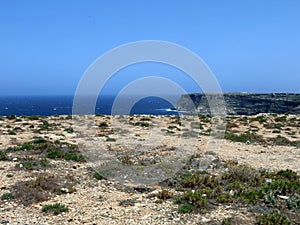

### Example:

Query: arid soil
xmin=0 ymin=114 xmax=299 ymax=224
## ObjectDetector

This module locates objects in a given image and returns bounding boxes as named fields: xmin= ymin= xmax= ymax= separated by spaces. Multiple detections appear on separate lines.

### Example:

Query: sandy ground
xmin=0 ymin=114 xmax=299 ymax=224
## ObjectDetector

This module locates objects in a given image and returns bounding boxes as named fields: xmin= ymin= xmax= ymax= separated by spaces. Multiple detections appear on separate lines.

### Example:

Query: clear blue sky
xmin=0 ymin=0 xmax=299 ymax=95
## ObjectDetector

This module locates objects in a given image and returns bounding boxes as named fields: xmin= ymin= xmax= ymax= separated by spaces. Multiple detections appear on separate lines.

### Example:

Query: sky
xmin=0 ymin=0 xmax=299 ymax=96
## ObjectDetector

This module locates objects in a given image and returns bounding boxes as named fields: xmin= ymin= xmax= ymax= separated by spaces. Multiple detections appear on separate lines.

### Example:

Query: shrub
xmin=132 ymin=122 xmax=150 ymax=127
xmin=93 ymin=172 xmax=106 ymax=180
xmin=39 ymin=120 xmax=49 ymax=130
xmin=225 ymin=132 xmax=264 ymax=143
xmin=222 ymin=217 xmax=232 ymax=225
xmin=222 ymin=164 xmax=261 ymax=184
xmin=27 ymin=115 xmax=40 ymax=120
xmin=11 ymin=175 xmax=76 ymax=206
xmin=8 ymin=131 xmax=16 ymax=135
xmin=157 ymin=189 xmax=174 ymax=200
xmin=64 ymin=127 xmax=74 ymax=133
xmin=177 ymin=203 xmax=194 ymax=213
xmin=42 ymin=203 xmax=68 ymax=215
xmin=7 ymin=114 xmax=16 ymax=120
xmin=275 ymin=116 xmax=287 ymax=123
xmin=1 ymin=192 xmax=14 ymax=200
xmin=180 ymin=172 xmax=220 ymax=189
xmin=268 ymin=135 xmax=299 ymax=146
xmin=19 ymin=159 xmax=49 ymax=170
xmin=175 ymin=190 xmax=207 ymax=208
xmin=0 ymin=151 xmax=8 ymax=161
xmin=106 ymin=137 xmax=116 ymax=142
xmin=99 ymin=122 xmax=108 ymax=128
xmin=46 ymin=151 xmax=85 ymax=162
xmin=255 ymin=212 xmax=291 ymax=225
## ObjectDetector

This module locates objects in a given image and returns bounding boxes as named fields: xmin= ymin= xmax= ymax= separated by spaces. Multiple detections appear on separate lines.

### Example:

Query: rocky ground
xmin=0 ymin=114 xmax=299 ymax=224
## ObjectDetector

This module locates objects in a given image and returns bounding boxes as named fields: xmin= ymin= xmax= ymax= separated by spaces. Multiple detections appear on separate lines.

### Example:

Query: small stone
xmin=278 ymin=195 xmax=289 ymax=200
xmin=61 ymin=188 xmax=69 ymax=193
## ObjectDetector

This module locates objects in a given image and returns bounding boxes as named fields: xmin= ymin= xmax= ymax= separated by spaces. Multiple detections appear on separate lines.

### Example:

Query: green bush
xmin=132 ymin=122 xmax=150 ymax=127
xmin=27 ymin=115 xmax=40 ymax=120
xmin=1 ymin=192 xmax=14 ymax=200
xmin=19 ymin=159 xmax=49 ymax=170
xmin=42 ymin=203 xmax=68 ymax=215
xmin=0 ymin=151 xmax=8 ymax=161
xmin=93 ymin=172 xmax=106 ymax=180
xmin=157 ymin=189 xmax=174 ymax=200
xmin=177 ymin=203 xmax=194 ymax=213
xmin=7 ymin=114 xmax=16 ymax=120
xmin=8 ymin=131 xmax=16 ymax=135
xmin=255 ymin=212 xmax=291 ymax=225
xmin=225 ymin=132 xmax=264 ymax=143
xmin=46 ymin=151 xmax=85 ymax=162
xmin=64 ymin=127 xmax=74 ymax=133
xmin=99 ymin=122 xmax=108 ymax=128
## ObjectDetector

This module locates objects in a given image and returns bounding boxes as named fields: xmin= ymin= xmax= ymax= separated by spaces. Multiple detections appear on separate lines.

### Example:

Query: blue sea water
xmin=0 ymin=96 xmax=179 ymax=116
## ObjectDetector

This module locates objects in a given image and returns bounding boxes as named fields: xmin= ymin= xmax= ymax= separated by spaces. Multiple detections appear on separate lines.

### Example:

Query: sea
xmin=0 ymin=95 xmax=179 ymax=116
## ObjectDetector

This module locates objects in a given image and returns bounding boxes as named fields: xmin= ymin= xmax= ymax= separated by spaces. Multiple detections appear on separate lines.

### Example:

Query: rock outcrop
xmin=176 ymin=93 xmax=300 ymax=115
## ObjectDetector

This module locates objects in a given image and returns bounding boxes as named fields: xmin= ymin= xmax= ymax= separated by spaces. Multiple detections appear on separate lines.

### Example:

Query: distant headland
xmin=177 ymin=93 xmax=300 ymax=115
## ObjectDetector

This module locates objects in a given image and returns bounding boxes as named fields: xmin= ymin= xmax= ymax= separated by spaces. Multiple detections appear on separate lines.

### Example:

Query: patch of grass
xmin=256 ymin=212 xmax=291 ymax=225
xmin=8 ymin=131 xmax=16 ymax=135
xmin=268 ymin=135 xmax=299 ymax=146
xmin=216 ymin=193 xmax=234 ymax=203
xmin=13 ymin=127 xmax=22 ymax=132
xmin=250 ymin=115 xmax=267 ymax=124
xmin=119 ymin=198 xmax=137 ymax=207
xmin=93 ymin=172 xmax=106 ymax=180
xmin=7 ymin=114 xmax=16 ymax=120
xmin=224 ymin=132 xmax=265 ymax=143
xmin=0 ymin=150 xmax=9 ymax=161
xmin=222 ymin=217 xmax=232 ymax=225
xmin=120 ymin=155 xmax=134 ymax=165
xmin=19 ymin=159 xmax=49 ymax=170
xmin=226 ymin=122 xmax=239 ymax=129
xmin=99 ymin=121 xmax=108 ymax=128
xmin=179 ymin=172 xmax=220 ymax=189
xmin=170 ymin=158 xmax=300 ymax=221
xmin=132 ymin=121 xmax=150 ymax=127
xmin=7 ymin=139 xmax=85 ymax=162
xmin=175 ymin=190 xmax=207 ymax=211
xmin=10 ymin=174 xmax=76 ymax=206
xmin=222 ymin=164 xmax=261 ymax=184
xmin=64 ymin=127 xmax=74 ymax=133
xmin=177 ymin=203 xmax=194 ymax=213
xmin=39 ymin=120 xmax=49 ymax=130
xmin=157 ymin=189 xmax=174 ymax=200
xmin=275 ymin=116 xmax=287 ymax=123
xmin=27 ymin=115 xmax=40 ymax=120
xmin=1 ymin=192 xmax=14 ymax=200
xmin=46 ymin=151 xmax=85 ymax=162
xmin=42 ymin=203 xmax=68 ymax=215
xmin=105 ymin=137 xmax=116 ymax=142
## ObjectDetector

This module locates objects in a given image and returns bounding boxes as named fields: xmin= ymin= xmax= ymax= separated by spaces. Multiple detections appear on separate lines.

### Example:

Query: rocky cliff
xmin=176 ymin=93 xmax=300 ymax=115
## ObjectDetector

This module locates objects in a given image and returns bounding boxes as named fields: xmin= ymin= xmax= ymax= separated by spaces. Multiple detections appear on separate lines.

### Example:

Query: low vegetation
xmin=163 ymin=158 xmax=300 ymax=223
xmin=42 ymin=203 xmax=68 ymax=215
xmin=9 ymin=174 xmax=76 ymax=206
